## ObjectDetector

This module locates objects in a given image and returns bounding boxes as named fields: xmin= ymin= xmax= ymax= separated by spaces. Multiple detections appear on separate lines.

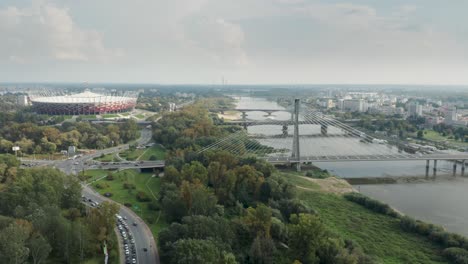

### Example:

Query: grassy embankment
xmin=413 ymin=130 xmax=468 ymax=148
xmin=84 ymin=169 xmax=168 ymax=240
xmin=119 ymin=145 xmax=166 ymax=161
xmin=94 ymin=153 xmax=120 ymax=162
xmin=281 ymin=172 xmax=448 ymax=264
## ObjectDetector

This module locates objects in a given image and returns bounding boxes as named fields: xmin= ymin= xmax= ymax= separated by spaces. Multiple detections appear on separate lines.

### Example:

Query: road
xmin=22 ymin=127 xmax=159 ymax=264
xmin=82 ymin=186 xmax=159 ymax=264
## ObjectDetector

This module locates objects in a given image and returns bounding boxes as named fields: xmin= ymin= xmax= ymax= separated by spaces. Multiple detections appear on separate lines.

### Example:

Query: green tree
xmin=171 ymin=238 xmax=236 ymax=264
xmin=243 ymin=204 xmax=272 ymax=238
xmin=288 ymin=214 xmax=328 ymax=263
xmin=28 ymin=233 xmax=52 ymax=264
xmin=417 ymin=130 xmax=424 ymax=139
xmin=0 ymin=223 xmax=30 ymax=264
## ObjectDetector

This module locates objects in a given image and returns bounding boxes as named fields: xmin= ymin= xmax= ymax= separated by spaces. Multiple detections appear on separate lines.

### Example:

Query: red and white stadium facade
xmin=30 ymin=91 xmax=138 ymax=115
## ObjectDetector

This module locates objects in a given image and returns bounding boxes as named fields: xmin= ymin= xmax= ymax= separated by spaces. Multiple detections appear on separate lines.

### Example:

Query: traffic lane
xmin=82 ymin=186 xmax=159 ymax=264
xmin=119 ymin=209 xmax=158 ymax=264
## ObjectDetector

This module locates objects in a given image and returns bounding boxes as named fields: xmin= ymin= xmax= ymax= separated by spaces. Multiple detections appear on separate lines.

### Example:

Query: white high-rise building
xmin=343 ymin=99 xmax=365 ymax=112
xmin=17 ymin=95 xmax=29 ymax=106
xmin=446 ymin=108 xmax=458 ymax=124
xmin=409 ymin=102 xmax=422 ymax=116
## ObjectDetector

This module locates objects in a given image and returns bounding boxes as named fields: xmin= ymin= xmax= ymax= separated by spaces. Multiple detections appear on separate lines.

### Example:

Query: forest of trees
xmin=0 ymin=154 xmax=119 ymax=263
xmin=154 ymin=103 xmax=374 ymax=263
xmin=0 ymin=117 xmax=140 ymax=155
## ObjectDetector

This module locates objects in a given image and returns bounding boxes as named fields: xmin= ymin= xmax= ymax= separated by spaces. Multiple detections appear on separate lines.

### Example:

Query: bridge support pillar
xmin=291 ymin=99 xmax=301 ymax=172
xmin=282 ymin=125 xmax=288 ymax=137
xmin=453 ymin=162 xmax=457 ymax=176
xmin=425 ymin=160 xmax=430 ymax=177
xmin=321 ymin=124 xmax=328 ymax=136
xmin=241 ymin=111 xmax=247 ymax=129
xmin=433 ymin=160 xmax=438 ymax=177
xmin=462 ymin=160 xmax=466 ymax=177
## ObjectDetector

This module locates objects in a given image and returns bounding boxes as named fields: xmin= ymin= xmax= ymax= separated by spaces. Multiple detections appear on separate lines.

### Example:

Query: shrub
xmin=136 ymin=191 xmax=151 ymax=202
xmin=149 ymin=155 xmax=158 ymax=161
xmin=443 ymin=247 xmax=468 ymax=264
xmin=124 ymin=203 xmax=132 ymax=207
xmin=148 ymin=201 xmax=160 ymax=211
xmin=123 ymin=182 xmax=136 ymax=189
xmin=95 ymin=183 xmax=107 ymax=189
xmin=106 ymin=172 xmax=114 ymax=181
xmin=344 ymin=192 xmax=399 ymax=218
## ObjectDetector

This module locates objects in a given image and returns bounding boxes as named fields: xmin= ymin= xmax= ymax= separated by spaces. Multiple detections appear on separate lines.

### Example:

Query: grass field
xmin=89 ymin=169 xmax=168 ymax=240
xmin=94 ymin=153 xmax=119 ymax=162
xmin=295 ymin=189 xmax=447 ymax=263
xmin=416 ymin=130 xmax=468 ymax=148
xmin=119 ymin=145 xmax=166 ymax=161
xmin=135 ymin=114 xmax=145 ymax=119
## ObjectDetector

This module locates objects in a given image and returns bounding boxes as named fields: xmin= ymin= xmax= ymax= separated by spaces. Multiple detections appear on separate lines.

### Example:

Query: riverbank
xmin=281 ymin=173 xmax=449 ymax=263
xmin=218 ymin=110 xmax=241 ymax=120
xmin=346 ymin=173 xmax=465 ymax=185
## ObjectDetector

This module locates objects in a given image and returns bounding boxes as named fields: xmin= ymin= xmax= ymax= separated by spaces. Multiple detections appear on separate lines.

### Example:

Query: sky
xmin=1 ymin=0 xmax=468 ymax=85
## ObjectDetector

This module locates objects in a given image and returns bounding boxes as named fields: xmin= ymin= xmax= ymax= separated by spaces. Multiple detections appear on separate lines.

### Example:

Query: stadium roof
xmin=31 ymin=91 xmax=135 ymax=104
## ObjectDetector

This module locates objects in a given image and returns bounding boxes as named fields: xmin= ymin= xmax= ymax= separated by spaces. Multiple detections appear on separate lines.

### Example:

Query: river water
xmin=235 ymin=96 xmax=468 ymax=236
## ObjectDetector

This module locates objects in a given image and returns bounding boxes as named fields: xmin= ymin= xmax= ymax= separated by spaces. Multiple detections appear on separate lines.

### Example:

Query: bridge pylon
xmin=291 ymin=98 xmax=301 ymax=171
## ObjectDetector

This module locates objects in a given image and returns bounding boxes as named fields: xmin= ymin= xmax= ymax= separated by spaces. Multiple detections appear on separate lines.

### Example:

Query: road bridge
xmin=201 ymin=99 xmax=468 ymax=176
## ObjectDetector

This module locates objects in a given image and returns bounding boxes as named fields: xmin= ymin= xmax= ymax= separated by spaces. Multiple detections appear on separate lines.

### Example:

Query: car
xmin=143 ymin=248 xmax=148 ymax=252
xmin=123 ymin=216 xmax=127 ymax=220
xmin=88 ymin=198 xmax=93 ymax=202
xmin=132 ymin=222 xmax=137 ymax=226
xmin=132 ymin=258 xmax=137 ymax=264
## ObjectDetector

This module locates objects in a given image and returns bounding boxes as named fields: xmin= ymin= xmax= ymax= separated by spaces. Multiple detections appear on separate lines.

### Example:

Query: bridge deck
xmin=266 ymin=153 xmax=468 ymax=163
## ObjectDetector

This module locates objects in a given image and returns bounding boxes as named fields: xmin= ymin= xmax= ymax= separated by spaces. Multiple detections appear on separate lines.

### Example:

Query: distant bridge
xmin=201 ymin=99 xmax=468 ymax=176
xmin=212 ymin=108 xmax=290 ymax=114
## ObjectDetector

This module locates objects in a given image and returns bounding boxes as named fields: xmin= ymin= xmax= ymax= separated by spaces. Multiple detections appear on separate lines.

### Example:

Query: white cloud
xmin=182 ymin=17 xmax=249 ymax=66
xmin=0 ymin=0 xmax=121 ymax=63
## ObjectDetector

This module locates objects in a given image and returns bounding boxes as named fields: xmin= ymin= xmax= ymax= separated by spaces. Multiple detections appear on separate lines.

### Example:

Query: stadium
xmin=30 ymin=90 xmax=138 ymax=115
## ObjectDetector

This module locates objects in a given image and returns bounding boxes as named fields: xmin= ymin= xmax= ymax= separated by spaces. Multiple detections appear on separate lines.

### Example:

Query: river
xmin=235 ymin=96 xmax=468 ymax=236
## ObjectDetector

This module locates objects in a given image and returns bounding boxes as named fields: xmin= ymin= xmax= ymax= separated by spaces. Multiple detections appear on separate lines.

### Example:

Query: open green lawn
xmin=279 ymin=172 xmax=321 ymax=190
xmin=139 ymin=145 xmax=166 ymax=160
xmin=120 ymin=145 xmax=166 ymax=161
xmin=135 ymin=114 xmax=145 ymax=119
xmin=297 ymin=190 xmax=447 ymax=263
xmin=94 ymin=153 xmax=119 ymax=162
xmin=121 ymin=112 xmax=130 ymax=116
xmin=89 ymin=169 xmax=168 ymax=240
xmin=416 ymin=130 xmax=468 ymax=148
xmin=102 ymin=114 xmax=120 ymax=118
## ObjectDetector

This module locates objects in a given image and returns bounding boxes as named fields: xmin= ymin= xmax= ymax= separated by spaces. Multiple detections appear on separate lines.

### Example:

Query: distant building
xmin=17 ymin=95 xmax=29 ymax=106
xmin=343 ymin=99 xmax=365 ymax=112
xmin=445 ymin=108 xmax=458 ymax=124
xmin=68 ymin=146 xmax=76 ymax=156
xmin=408 ymin=102 xmax=423 ymax=117
xmin=168 ymin=103 xmax=176 ymax=112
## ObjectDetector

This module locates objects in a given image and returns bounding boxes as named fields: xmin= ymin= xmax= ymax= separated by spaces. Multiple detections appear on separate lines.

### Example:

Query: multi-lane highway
xmin=82 ymin=186 xmax=159 ymax=264
xmin=22 ymin=127 xmax=159 ymax=264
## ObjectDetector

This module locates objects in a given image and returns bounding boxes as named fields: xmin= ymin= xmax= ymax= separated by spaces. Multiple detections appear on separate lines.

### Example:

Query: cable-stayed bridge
xmin=203 ymin=99 xmax=468 ymax=176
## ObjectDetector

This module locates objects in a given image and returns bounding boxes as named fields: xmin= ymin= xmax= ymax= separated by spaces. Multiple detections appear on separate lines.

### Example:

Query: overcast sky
xmin=1 ymin=0 xmax=468 ymax=84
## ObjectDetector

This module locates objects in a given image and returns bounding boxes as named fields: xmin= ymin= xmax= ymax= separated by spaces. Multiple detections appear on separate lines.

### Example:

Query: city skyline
xmin=1 ymin=0 xmax=468 ymax=84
